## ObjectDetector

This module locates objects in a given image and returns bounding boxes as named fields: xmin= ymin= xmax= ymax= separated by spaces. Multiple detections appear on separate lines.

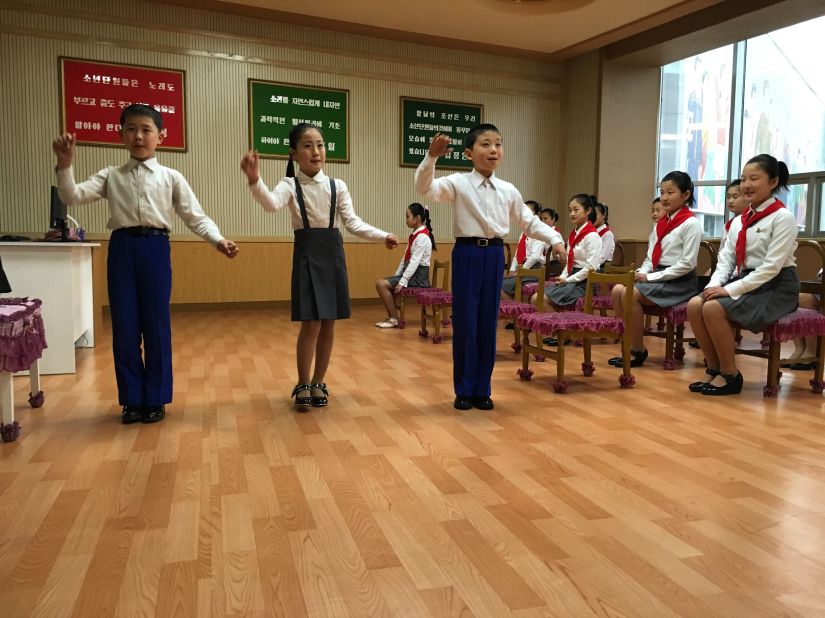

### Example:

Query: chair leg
xmin=512 ymin=325 xmax=521 ymax=352
xmin=812 ymin=336 xmax=825 ymax=394
xmin=674 ymin=324 xmax=686 ymax=361
xmin=518 ymin=329 xmax=533 ymax=381
xmin=28 ymin=360 xmax=44 ymax=408
xmin=419 ymin=307 xmax=429 ymax=338
xmin=662 ymin=322 xmax=676 ymax=370
xmin=582 ymin=337 xmax=595 ymax=376
xmin=553 ymin=334 xmax=568 ymax=393
xmin=432 ymin=306 xmax=443 ymax=344
xmin=619 ymin=335 xmax=636 ymax=388
xmin=764 ymin=340 xmax=781 ymax=398
xmin=1 ymin=371 xmax=21 ymax=443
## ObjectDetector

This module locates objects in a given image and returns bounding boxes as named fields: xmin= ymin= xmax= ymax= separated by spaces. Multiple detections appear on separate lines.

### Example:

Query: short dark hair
xmin=744 ymin=154 xmax=790 ymax=193
xmin=463 ymin=123 xmax=500 ymax=150
xmin=652 ymin=197 xmax=661 ymax=204
xmin=727 ymin=179 xmax=741 ymax=190
xmin=120 ymin=104 xmax=162 ymax=131
xmin=660 ymin=171 xmax=695 ymax=207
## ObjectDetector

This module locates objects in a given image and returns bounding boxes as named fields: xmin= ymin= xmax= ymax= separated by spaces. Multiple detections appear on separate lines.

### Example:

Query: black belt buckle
xmin=476 ymin=238 xmax=489 ymax=247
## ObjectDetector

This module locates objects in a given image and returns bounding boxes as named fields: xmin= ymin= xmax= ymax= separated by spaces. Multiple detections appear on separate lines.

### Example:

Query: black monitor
xmin=50 ymin=186 xmax=69 ymax=241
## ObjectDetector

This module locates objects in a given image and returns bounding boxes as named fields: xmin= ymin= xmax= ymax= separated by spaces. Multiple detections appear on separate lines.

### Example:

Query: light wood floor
xmin=3 ymin=305 xmax=825 ymax=617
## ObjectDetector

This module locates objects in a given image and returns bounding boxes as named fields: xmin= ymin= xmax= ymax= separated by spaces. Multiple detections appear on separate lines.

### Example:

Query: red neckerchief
xmin=567 ymin=222 xmax=598 ymax=275
xmin=651 ymin=207 xmax=694 ymax=268
xmin=404 ymin=228 xmax=430 ymax=262
xmin=735 ymin=199 xmax=785 ymax=270
xmin=724 ymin=218 xmax=733 ymax=232
xmin=515 ymin=233 xmax=527 ymax=265
xmin=598 ymin=225 xmax=610 ymax=237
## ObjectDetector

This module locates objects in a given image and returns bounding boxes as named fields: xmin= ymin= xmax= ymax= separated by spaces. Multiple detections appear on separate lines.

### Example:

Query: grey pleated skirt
xmin=501 ymin=274 xmax=538 ymax=296
xmin=635 ymin=267 xmax=698 ymax=308
xmin=291 ymin=228 xmax=351 ymax=321
xmin=717 ymin=267 xmax=800 ymax=332
xmin=386 ymin=263 xmax=430 ymax=289
xmin=546 ymin=267 xmax=585 ymax=307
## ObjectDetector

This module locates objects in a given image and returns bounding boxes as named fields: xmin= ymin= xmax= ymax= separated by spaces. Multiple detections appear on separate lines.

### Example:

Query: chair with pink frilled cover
xmin=642 ymin=240 xmax=717 ymax=369
xmin=394 ymin=260 xmax=449 ymax=329
xmin=734 ymin=240 xmax=825 ymax=398
xmin=1 ymin=297 xmax=47 ymax=443
xmin=499 ymin=266 xmax=545 ymax=353
xmin=516 ymin=266 xmax=636 ymax=393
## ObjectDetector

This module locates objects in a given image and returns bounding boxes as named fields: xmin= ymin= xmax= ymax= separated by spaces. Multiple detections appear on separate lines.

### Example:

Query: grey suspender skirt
xmin=291 ymin=178 xmax=351 ymax=321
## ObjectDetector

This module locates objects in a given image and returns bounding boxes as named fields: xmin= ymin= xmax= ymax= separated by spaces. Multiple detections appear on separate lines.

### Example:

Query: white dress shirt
xmin=56 ymin=158 xmax=224 ymax=245
xmin=638 ymin=214 xmax=702 ymax=281
xmin=597 ymin=225 xmax=615 ymax=265
xmin=249 ymin=168 xmax=389 ymax=242
xmin=394 ymin=226 xmax=433 ymax=287
xmin=508 ymin=236 xmax=546 ymax=272
xmin=709 ymin=197 xmax=797 ymax=299
xmin=414 ymin=154 xmax=563 ymax=247
xmin=563 ymin=227 xmax=602 ymax=284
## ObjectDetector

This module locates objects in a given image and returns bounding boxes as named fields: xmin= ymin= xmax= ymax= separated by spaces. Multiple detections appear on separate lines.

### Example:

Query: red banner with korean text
xmin=60 ymin=57 xmax=187 ymax=150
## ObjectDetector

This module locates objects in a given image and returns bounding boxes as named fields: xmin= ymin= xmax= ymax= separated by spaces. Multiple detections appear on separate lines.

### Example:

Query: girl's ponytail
xmin=286 ymin=156 xmax=295 ymax=178
xmin=424 ymin=207 xmax=436 ymax=251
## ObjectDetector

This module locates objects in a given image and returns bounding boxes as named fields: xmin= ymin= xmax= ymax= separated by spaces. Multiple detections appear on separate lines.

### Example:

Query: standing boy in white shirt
xmin=53 ymin=104 xmax=238 ymax=425
xmin=415 ymin=124 xmax=565 ymax=410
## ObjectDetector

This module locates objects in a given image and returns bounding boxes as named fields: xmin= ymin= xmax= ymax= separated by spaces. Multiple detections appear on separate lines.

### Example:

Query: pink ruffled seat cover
xmin=642 ymin=302 xmax=688 ymax=325
xmin=499 ymin=300 xmax=536 ymax=318
xmin=0 ymin=297 xmax=47 ymax=373
xmin=765 ymin=308 xmax=825 ymax=343
xmin=517 ymin=311 xmax=624 ymax=338
xmin=394 ymin=286 xmax=431 ymax=298
xmin=416 ymin=289 xmax=453 ymax=306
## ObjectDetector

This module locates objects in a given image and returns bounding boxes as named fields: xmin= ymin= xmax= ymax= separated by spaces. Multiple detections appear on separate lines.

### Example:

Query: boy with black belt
xmin=415 ymin=124 xmax=565 ymax=410
xmin=53 ymin=104 xmax=238 ymax=424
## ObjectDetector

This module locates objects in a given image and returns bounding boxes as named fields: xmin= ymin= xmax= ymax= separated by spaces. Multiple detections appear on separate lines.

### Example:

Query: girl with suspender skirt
xmin=242 ymin=123 xmax=399 ymax=411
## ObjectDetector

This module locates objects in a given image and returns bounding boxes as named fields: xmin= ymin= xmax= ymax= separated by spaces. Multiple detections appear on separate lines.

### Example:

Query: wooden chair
xmin=734 ymin=240 xmax=825 ymax=398
xmin=608 ymin=241 xmax=625 ymax=267
xmin=499 ymin=266 xmax=545 ymax=352
xmin=503 ymin=242 xmax=512 ymax=276
xmin=414 ymin=259 xmax=452 ymax=344
xmin=394 ymin=259 xmax=449 ymax=329
xmin=517 ymin=266 xmax=636 ymax=393
xmin=642 ymin=240 xmax=717 ymax=369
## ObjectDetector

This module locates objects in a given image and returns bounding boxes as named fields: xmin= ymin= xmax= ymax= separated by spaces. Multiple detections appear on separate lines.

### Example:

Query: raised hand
xmin=52 ymin=133 xmax=76 ymax=169
xmin=240 ymin=150 xmax=260 ymax=184
xmin=217 ymin=239 xmax=239 ymax=258
xmin=427 ymin=133 xmax=453 ymax=159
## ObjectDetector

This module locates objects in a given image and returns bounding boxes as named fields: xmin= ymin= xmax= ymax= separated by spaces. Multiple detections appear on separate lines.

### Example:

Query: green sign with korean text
xmin=400 ymin=97 xmax=483 ymax=170
xmin=249 ymin=79 xmax=349 ymax=161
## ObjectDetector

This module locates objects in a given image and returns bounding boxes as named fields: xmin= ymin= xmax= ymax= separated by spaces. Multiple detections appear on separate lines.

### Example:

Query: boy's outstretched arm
xmin=53 ymin=133 xmax=76 ymax=170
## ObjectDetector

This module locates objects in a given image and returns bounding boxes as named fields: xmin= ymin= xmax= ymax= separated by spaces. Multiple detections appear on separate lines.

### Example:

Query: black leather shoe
xmin=701 ymin=371 xmax=743 ymax=396
xmin=310 ymin=383 xmax=328 ymax=407
xmin=543 ymin=337 xmax=558 ymax=346
xmin=608 ymin=349 xmax=648 ymax=368
xmin=142 ymin=405 xmax=166 ymax=423
xmin=504 ymin=322 xmax=515 ymax=330
xmin=454 ymin=396 xmax=473 ymax=410
xmin=689 ymin=368 xmax=719 ymax=393
xmin=790 ymin=362 xmax=816 ymax=371
xmin=472 ymin=396 xmax=494 ymax=411
xmin=121 ymin=405 xmax=143 ymax=424
xmin=291 ymin=384 xmax=312 ymax=411
xmin=689 ymin=340 xmax=701 ymax=349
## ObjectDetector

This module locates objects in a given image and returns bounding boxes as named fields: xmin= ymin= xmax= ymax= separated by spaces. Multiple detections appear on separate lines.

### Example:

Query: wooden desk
xmin=0 ymin=242 xmax=99 ymax=374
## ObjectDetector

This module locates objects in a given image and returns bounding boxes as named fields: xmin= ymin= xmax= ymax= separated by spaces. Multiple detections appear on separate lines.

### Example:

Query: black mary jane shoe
xmin=310 ymin=383 xmax=329 ymax=408
xmin=291 ymin=384 xmax=312 ymax=411
xmin=454 ymin=396 xmax=474 ymax=411
xmin=472 ymin=396 xmax=494 ymax=411
xmin=142 ymin=405 xmax=166 ymax=423
xmin=121 ymin=405 xmax=143 ymax=425
xmin=608 ymin=349 xmax=648 ymax=368
xmin=689 ymin=368 xmax=719 ymax=393
xmin=790 ymin=362 xmax=817 ymax=371
xmin=701 ymin=371 xmax=743 ymax=396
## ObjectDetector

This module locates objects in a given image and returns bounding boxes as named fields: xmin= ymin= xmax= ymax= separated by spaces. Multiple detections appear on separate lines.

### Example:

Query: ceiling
xmin=155 ymin=0 xmax=730 ymax=59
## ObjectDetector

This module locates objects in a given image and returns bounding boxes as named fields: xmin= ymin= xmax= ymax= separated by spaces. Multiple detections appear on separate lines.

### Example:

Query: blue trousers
xmin=107 ymin=231 xmax=173 ymax=406
xmin=451 ymin=243 xmax=504 ymax=398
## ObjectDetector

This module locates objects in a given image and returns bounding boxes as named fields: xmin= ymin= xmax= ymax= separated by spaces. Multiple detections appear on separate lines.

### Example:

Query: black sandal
xmin=291 ymin=384 xmax=312 ymax=411
xmin=689 ymin=367 xmax=719 ymax=393
xmin=310 ymin=383 xmax=329 ymax=407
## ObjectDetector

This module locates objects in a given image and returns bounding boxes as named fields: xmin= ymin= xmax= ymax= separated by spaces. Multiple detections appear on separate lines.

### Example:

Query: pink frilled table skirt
xmin=1 ymin=297 xmax=47 ymax=443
